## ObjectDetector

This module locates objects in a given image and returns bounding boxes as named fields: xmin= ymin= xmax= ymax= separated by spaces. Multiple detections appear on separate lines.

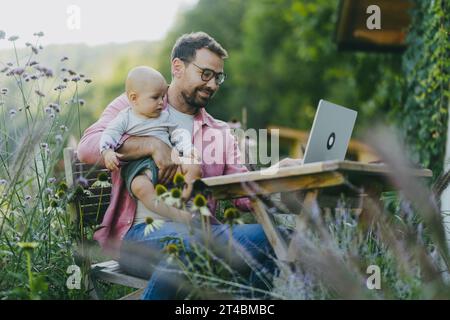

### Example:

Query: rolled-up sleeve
xmin=77 ymin=94 xmax=129 ymax=164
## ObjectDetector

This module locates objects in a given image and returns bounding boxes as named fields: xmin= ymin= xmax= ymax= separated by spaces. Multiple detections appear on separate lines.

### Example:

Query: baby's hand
xmin=102 ymin=149 xmax=120 ymax=171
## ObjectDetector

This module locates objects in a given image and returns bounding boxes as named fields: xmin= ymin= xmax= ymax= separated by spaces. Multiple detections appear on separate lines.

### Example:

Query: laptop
xmin=302 ymin=100 xmax=358 ymax=164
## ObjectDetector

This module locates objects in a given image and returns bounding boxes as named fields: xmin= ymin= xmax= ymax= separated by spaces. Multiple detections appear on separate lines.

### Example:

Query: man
xmin=77 ymin=32 xmax=277 ymax=299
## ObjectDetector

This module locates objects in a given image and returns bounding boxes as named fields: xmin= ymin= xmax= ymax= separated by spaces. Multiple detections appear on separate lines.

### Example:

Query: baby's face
xmin=133 ymin=79 xmax=168 ymax=118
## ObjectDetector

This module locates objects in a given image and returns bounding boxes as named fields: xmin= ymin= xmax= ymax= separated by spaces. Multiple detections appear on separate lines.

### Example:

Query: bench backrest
xmin=63 ymin=147 xmax=112 ymax=227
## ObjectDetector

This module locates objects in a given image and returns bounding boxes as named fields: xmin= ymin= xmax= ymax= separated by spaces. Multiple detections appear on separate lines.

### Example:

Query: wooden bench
xmin=63 ymin=147 xmax=146 ymax=300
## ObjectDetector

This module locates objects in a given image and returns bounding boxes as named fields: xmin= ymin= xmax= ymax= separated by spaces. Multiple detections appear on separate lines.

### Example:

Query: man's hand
xmin=276 ymin=157 xmax=304 ymax=168
xmin=116 ymin=136 xmax=179 ymax=184
xmin=102 ymin=149 xmax=121 ymax=171
xmin=148 ymin=138 xmax=178 ymax=185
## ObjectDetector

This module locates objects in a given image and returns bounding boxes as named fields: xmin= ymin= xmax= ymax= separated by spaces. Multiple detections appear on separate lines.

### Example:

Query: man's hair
xmin=171 ymin=31 xmax=228 ymax=63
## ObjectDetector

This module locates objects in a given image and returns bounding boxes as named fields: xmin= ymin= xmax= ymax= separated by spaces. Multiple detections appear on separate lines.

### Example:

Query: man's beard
xmin=181 ymin=86 xmax=215 ymax=112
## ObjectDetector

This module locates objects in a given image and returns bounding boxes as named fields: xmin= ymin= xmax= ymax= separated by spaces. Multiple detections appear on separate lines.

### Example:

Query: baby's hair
xmin=125 ymin=66 xmax=166 ymax=95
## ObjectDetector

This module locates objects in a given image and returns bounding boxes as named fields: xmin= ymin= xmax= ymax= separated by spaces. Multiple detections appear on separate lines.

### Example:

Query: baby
xmin=100 ymin=66 xmax=202 ymax=214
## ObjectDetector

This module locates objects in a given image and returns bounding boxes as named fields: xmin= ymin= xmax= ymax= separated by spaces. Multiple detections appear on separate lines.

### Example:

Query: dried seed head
xmin=173 ymin=173 xmax=185 ymax=186
xmin=224 ymin=208 xmax=240 ymax=222
xmin=171 ymin=188 xmax=182 ymax=199
xmin=193 ymin=194 xmax=207 ymax=208
xmin=164 ymin=243 xmax=179 ymax=255
xmin=155 ymin=184 xmax=168 ymax=196
xmin=97 ymin=172 xmax=109 ymax=182
xmin=145 ymin=216 xmax=154 ymax=225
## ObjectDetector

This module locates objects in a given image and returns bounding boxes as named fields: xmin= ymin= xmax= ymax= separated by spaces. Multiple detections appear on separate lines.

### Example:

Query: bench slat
xmin=91 ymin=260 xmax=148 ymax=289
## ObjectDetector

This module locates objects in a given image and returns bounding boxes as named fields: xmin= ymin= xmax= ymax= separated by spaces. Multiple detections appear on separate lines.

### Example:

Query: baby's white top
xmin=99 ymin=107 xmax=193 ymax=156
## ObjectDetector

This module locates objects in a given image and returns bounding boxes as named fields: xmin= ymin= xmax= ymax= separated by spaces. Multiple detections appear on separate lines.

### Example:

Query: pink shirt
xmin=77 ymin=93 xmax=251 ymax=253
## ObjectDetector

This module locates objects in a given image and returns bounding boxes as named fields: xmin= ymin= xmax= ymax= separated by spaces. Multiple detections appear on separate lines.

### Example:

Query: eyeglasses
xmin=189 ymin=62 xmax=227 ymax=85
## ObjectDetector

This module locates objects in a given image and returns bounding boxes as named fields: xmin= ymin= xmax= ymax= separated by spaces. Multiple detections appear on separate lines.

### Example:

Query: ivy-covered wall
xmin=399 ymin=0 xmax=450 ymax=177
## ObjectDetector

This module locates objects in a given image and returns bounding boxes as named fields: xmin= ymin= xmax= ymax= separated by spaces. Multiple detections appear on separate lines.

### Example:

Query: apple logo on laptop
xmin=327 ymin=132 xmax=335 ymax=150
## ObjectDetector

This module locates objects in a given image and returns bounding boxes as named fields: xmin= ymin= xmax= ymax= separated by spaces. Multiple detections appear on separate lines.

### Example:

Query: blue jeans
xmin=119 ymin=221 xmax=279 ymax=300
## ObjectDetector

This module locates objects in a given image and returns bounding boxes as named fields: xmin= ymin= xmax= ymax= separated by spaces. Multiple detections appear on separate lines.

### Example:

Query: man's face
xmin=179 ymin=48 xmax=224 ymax=111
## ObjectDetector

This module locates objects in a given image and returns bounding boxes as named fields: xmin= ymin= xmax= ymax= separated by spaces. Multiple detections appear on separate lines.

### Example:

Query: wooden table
xmin=199 ymin=160 xmax=432 ymax=261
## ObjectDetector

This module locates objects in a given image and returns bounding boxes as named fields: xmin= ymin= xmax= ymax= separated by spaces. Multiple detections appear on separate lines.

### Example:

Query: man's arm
xmin=223 ymin=129 xmax=253 ymax=212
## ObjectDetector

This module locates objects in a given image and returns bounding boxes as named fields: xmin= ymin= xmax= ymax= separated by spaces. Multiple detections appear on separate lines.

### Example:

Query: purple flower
xmin=71 ymin=76 xmax=81 ymax=82
xmin=84 ymin=78 xmax=92 ymax=84
xmin=44 ymin=107 xmax=52 ymax=114
xmin=27 ymin=61 xmax=38 ymax=66
xmin=25 ymin=195 xmax=32 ymax=201
xmin=79 ymin=99 xmax=85 ymax=106
xmin=68 ymin=70 xmax=77 ymax=76
xmin=63 ymin=78 xmax=69 ymax=83
xmin=40 ymin=143 xmax=49 ymax=149
xmin=76 ymin=176 xmax=89 ymax=188
xmin=54 ymin=84 xmax=67 ymax=91
xmin=44 ymin=68 xmax=53 ymax=77
xmin=9 ymin=109 xmax=16 ymax=118
xmin=35 ymin=90 xmax=45 ymax=97
xmin=6 ymin=62 xmax=13 ymax=67
xmin=0 ymin=179 xmax=7 ymax=185
xmin=48 ymin=177 xmax=57 ymax=184
xmin=12 ymin=67 xmax=25 ymax=76
xmin=49 ymin=113 xmax=55 ymax=119
xmin=45 ymin=187 xmax=53 ymax=194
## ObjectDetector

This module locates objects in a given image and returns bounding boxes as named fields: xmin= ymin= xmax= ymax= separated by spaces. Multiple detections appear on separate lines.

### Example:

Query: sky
xmin=0 ymin=0 xmax=198 ymax=49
